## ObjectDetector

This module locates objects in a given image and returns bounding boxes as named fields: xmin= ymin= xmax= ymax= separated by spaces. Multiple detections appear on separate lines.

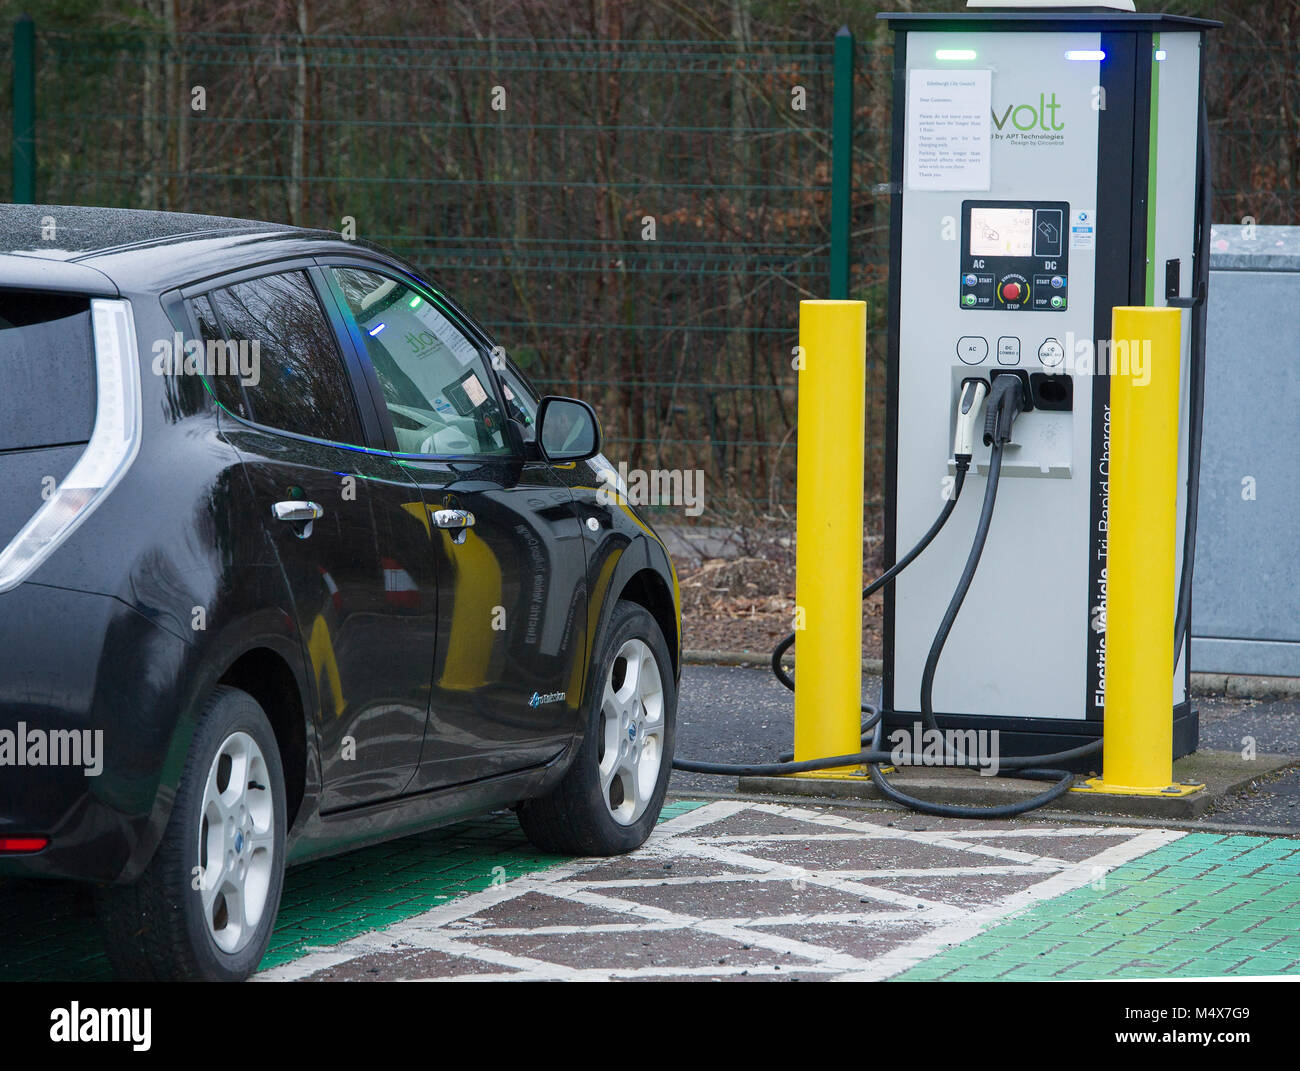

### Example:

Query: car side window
xmin=328 ymin=266 xmax=511 ymax=458
xmin=208 ymin=270 xmax=364 ymax=446
xmin=189 ymin=293 xmax=251 ymax=420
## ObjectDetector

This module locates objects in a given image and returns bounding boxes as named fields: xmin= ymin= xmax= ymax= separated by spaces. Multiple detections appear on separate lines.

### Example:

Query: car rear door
xmin=319 ymin=260 xmax=589 ymax=791
xmin=188 ymin=266 xmax=439 ymax=811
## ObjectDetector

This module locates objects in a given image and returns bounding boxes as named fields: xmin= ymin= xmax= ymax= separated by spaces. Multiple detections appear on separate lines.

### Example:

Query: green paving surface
xmin=9 ymin=812 xmax=1299 ymax=983
xmin=0 ymin=799 xmax=705 ymax=982
xmin=896 ymin=833 xmax=1300 ymax=981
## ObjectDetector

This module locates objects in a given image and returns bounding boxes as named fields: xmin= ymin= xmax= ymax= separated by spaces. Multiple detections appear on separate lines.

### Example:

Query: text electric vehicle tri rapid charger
xmin=676 ymin=2 xmax=1215 ymax=816
xmin=0 ymin=205 xmax=682 ymax=981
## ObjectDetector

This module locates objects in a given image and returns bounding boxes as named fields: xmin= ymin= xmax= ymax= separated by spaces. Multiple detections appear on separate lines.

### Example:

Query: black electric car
xmin=0 ymin=205 xmax=680 ymax=981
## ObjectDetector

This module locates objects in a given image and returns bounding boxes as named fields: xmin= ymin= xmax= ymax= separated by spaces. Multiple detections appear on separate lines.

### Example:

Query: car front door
xmin=321 ymin=262 xmax=589 ymax=790
xmin=191 ymin=267 xmax=439 ymax=811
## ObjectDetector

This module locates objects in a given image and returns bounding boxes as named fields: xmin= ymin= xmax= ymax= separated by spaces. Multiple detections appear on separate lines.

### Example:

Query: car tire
xmin=96 ymin=685 xmax=287 ymax=982
xmin=517 ymin=601 xmax=676 ymax=855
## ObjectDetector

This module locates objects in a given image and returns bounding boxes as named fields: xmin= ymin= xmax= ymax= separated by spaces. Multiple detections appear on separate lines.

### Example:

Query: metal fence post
xmin=829 ymin=25 xmax=854 ymax=300
xmin=12 ymin=14 xmax=36 ymax=203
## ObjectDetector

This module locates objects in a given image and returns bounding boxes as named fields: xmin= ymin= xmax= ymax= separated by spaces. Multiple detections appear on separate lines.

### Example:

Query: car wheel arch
xmin=615 ymin=568 xmax=679 ymax=680
xmin=215 ymin=646 xmax=313 ymax=831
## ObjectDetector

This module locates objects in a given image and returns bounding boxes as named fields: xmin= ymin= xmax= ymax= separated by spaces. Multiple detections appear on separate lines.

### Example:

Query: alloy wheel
xmin=598 ymin=637 xmax=665 ymax=825
xmin=196 ymin=731 xmax=276 ymax=955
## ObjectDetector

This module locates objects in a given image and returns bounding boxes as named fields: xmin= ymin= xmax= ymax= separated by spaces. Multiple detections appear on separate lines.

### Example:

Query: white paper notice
xmin=905 ymin=69 xmax=992 ymax=192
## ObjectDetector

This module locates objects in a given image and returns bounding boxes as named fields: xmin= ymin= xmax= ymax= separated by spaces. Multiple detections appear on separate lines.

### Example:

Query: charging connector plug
xmin=953 ymin=378 xmax=989 ymax=460
xmin=983 ymin=372 xmax=1028 ymax=446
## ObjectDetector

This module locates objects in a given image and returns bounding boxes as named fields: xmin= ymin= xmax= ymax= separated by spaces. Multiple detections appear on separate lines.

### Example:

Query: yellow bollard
xmin=792 ymin=300 xmax=867 ymax=775
xmin=1076 ymin=306 xmax=1202 ymax=798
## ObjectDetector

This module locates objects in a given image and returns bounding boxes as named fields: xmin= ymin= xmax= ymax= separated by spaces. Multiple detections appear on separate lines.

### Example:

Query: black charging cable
xmin=767 ymin=459 xmax=967 ymax=751
xmin=673 ymin=375 xmax=1102 ymax=819
xmin=865 ymin=377 xmax=1099 ymax=817
xmin=674 ymin=380 xmax=985 ymax=777
xmin=1172 ymin=96 xmax=1212 ymax=664
xmin=672 ymin=468 xmax=970 ymax=776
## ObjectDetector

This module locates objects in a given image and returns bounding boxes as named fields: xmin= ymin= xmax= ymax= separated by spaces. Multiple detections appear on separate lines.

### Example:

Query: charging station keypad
xmin=959 ymin=200 xmax=1070 ymax=312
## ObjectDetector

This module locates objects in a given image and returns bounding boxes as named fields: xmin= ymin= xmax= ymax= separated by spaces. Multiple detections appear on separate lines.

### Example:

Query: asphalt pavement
xmin=672 ymin=664 xmax=1300 ymax=831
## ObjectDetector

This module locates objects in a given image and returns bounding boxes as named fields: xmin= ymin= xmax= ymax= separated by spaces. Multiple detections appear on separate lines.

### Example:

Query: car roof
xmin=0 ymin=204 xmax=305 ymax=258
xmin=0 ymin=204 xmax=390 ymax=294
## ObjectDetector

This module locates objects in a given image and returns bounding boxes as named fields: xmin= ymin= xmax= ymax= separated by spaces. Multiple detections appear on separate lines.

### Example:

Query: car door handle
xmin=432 ymin=508 xmax=475 ymax=544
xmin=272 ymin=500 xmax=324 ymax=523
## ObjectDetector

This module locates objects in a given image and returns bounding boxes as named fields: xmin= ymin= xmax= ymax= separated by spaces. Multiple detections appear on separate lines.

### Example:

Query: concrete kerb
xmin=735 ymin=750 xmax=1298 ymax=820
xmin=682 ymin=649 xmax=1300 ymax=701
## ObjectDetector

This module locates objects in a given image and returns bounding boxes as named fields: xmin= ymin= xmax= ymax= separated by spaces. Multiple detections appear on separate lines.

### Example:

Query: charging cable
xmin=865 ymin=375 xmax=1100 ymax=817
xmin=673 ymin=375 xmax=1103 ymax=819
xmin=767 ymin=377 xmax=985 ymax=753
xmin=674 ymin=379 xmax=988 ymax=776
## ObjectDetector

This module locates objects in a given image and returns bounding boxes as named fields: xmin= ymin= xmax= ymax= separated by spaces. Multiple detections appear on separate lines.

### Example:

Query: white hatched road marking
xmin=433 ymin=962 xmax=850 ymax=982
xmin=255 ymin=801 xmax=1184 ymax=982
xmin=557 ymin=863 xmax=1059 ymax=888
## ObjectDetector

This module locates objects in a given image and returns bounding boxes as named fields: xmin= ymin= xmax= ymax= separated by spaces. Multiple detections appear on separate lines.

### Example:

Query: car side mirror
xmin=536 ymin=396 xmax=601 ymax=464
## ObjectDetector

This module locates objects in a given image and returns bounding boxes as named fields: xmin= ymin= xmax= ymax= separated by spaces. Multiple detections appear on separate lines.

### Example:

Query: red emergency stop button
xmin=1001 ymin=281 xmax=1023 ymax=302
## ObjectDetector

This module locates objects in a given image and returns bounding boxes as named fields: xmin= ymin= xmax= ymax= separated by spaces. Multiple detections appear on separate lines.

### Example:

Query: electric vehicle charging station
xmin=878 ymin=2 xmax=1218 ymax=768
xmin=682 ymin=0 xmax=1222 ymax=814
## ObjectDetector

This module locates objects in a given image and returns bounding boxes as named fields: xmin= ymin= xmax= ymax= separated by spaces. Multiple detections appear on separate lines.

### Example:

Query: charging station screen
xmin=969 ymin=207 xmax=1033 ymax=257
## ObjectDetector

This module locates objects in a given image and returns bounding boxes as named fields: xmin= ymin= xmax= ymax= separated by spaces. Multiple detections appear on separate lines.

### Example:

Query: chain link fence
xmin=6 ymin=22 xmax=1298 ymax=523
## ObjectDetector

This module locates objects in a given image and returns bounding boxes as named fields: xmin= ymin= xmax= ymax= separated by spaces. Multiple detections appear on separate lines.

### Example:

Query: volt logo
xmin=529 ymin=690 xmax=566 ymax=708
xmin=992 ymin=93 xmax=1065 ymax=132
